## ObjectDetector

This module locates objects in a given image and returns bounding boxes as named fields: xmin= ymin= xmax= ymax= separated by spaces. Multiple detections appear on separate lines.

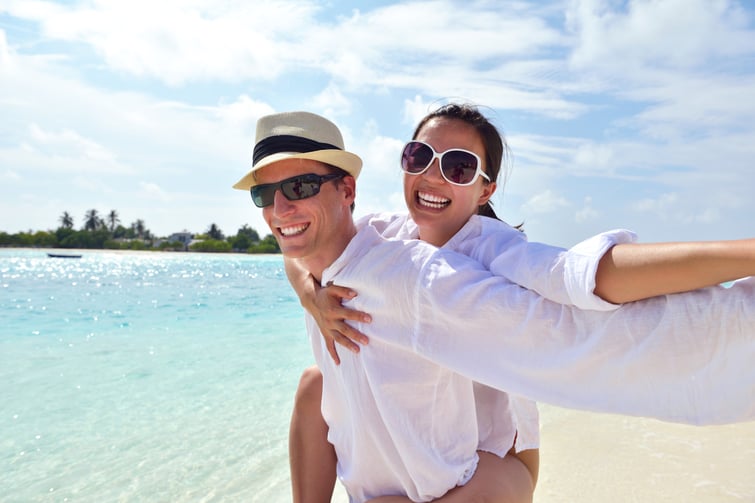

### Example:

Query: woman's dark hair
xmin=412 ymin=103 xmax=521 ymax=229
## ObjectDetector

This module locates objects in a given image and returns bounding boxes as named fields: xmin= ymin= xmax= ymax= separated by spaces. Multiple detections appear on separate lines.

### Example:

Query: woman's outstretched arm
xmin=595 ymin=239 xmax=755 ymax=304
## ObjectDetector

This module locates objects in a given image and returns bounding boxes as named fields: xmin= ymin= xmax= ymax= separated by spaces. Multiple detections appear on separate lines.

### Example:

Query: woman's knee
xmin=294 ymin=365 xmax=323 ymax=408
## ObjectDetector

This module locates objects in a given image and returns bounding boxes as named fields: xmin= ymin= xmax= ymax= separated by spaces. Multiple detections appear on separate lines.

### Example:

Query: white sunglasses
xmin=400 ymin=140 xmax=490 ymax=186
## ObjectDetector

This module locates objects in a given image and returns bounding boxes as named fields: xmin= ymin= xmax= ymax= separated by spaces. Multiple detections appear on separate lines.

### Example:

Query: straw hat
xmin=232 ymin=111 xmax=363 ymax=190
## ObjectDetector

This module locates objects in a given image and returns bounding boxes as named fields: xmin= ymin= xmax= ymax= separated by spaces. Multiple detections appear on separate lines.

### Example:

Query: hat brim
xmin=232 ymin=150 xmax=362 ymax=190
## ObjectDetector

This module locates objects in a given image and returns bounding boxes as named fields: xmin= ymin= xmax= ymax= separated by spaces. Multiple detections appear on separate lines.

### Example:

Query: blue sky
xmin=1 ymin=0 xmax=754 ymax=246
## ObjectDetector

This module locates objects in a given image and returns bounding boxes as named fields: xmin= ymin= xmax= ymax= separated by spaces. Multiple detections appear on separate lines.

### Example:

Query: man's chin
xmin=279 ymin=242 xmax=308 ymax=258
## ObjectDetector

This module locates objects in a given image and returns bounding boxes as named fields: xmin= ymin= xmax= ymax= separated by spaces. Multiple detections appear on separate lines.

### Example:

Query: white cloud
xmin=632 ymin=192 xmax=681 ymax=215
xmin=627 ymin=75 xmax=755 ymax=139
xmin=1 ymin=0 xmax=754 ymax=244
xmin=2 ymin=1 xmax=589 ymax=118
xmin=1 ymin=169 xmax=21 ymax=182
xmin=521 ymin=189 xmax=571 ymax=215
xmin=571 ymin=142 xmax=614 ymax=174
xmin=567 ymin=0 xmax=753 ymax=71
xmin=28 ymin=123 xmax=117 ymax=163
xmin=139 ymin=182 xmax=172 ymax=202
xmin=0 ymin=29 xmax=10 ymax=68
xmin=575 ymin=196 xmax=598 ymax=222
xmin=70 ymin=175 xmax=115 ymax=194
xmin=313 ymin=83 xmax=352 ymax=118
xmin=350 ymin=125 xmax=405 ymax=218
xmin=215 ymin=95 xmax=275 ymax=129
xmin=2 ymin=0 xmax=319 ymax=85
xmin=402 ymin=95 xmax=433 ymax=129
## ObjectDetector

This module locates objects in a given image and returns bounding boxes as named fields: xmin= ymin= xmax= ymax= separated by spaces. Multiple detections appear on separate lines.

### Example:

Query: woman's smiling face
xmin=403 ymin=117 xmax=496 ymax=247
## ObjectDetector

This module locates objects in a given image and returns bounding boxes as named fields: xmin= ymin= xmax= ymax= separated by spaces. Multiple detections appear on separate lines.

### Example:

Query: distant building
xmin=166 ymin=231 xmax=195 ymax=251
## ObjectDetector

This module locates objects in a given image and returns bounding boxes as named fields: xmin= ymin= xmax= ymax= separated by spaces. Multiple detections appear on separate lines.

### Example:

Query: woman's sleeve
xmin=475 ymin=221 xmax=637 ymax=310
xmin=412 ymin=251 xmax=755 ymax=426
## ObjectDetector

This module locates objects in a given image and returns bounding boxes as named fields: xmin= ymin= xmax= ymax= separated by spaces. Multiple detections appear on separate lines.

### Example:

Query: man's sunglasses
xmin=250 ymin=173 xmax=345 ymax=208
xmin=400 ymin=140 xmax=490 ymax=187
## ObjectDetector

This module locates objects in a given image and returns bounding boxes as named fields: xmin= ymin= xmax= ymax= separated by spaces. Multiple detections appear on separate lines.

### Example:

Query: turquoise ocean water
xmin=3 ymin=248 xmax=752 ymax=502
xmin=1 ymin=249 xmax=318 ymax=502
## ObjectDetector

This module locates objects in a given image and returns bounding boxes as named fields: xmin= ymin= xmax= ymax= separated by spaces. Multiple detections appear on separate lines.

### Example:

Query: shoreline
xmin=0 ymin=247 xmax=282 ymax=258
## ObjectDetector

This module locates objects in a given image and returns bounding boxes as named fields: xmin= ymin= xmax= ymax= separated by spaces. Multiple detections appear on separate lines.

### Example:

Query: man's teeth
xmin=280 ymin=223 xmax=308 ymax=236
xmin=418 ymin=192 xmax=450 ymax=209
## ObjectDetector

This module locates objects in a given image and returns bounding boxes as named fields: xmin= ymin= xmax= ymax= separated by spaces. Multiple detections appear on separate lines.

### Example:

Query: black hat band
xmin=253 ymin=135 xmax=341 ymax=166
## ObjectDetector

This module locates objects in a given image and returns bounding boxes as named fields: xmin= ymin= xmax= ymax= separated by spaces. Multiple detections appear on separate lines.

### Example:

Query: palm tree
xmin=206 ymin=223 xmax=225 ymax=240
xmin=107 ymin=210 xmax=120 ymax=233
xmin=84 ymin=209 xmax=100 ymax=232
xmin=132 ymin=219 xmax=146 ymax=239
xmin=59 ymin=211 xmax=74 ymax=229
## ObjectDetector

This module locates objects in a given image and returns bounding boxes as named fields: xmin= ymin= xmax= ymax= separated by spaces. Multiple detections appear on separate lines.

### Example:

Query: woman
xmin=286 ymin=103 xmax=755 ymax=502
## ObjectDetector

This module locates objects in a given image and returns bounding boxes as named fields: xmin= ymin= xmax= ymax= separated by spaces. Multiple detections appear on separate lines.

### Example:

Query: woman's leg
xmin=288 ymin=366 xmax=540 ymax=503
xmin=289 ymin=365 xmax=336 ymax=503
xmin=511 ymin=448 xmax=539 ymax=489
xmin=369 ymin=450 xmax=536 ymax=503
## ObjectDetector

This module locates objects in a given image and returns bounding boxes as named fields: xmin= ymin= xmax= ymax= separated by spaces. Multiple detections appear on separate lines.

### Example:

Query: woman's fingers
xmin=320 ymin=282 xmax=371 ymax=365
xmin=324 ymin=283 xmax=358 ymax=301
xmin=323 ymin=285 xmax=372 ymax=325
xmin=333 ymin=330 xmax=362 ymax=353
xmin=324 ymin=322 xmax=370 ymax=364
xmin=325 ymin=338 xmax=341 ymax=365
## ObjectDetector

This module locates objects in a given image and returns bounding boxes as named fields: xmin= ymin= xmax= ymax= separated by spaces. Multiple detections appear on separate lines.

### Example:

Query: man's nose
xmin=271 ymin=188 xmax=295 ymax=214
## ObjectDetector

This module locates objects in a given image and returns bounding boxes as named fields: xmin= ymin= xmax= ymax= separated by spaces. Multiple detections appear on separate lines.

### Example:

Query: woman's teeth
xmin=418 ymin=191 xmax=450 ymax=209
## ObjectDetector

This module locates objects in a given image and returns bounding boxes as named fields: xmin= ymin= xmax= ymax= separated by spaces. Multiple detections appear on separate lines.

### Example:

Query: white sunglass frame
xmin=400 ymin=140 xmax=490 ymax=187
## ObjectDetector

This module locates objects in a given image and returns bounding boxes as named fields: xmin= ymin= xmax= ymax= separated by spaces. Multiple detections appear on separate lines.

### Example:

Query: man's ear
xmin=341 ymin=175 xmax=357 ymax=205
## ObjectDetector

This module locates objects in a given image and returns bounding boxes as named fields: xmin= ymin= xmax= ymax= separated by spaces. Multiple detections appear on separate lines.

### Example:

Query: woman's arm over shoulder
xmin=284 ymin=257 xmax=371 ymax=364
xmin=284 ymin=256 xmax=316 ymax=309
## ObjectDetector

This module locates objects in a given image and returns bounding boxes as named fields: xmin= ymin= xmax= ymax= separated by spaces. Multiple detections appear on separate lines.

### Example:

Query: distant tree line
xmin=0 ymin=209 xmax=280 ymax=254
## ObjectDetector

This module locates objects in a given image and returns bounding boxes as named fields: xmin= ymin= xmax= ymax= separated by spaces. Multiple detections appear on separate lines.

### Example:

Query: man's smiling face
xmin=256 ymin=158 xmax=356 ymax=278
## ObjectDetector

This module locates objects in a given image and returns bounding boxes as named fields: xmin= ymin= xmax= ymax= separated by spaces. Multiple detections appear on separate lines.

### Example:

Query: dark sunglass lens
xmin=402 ymin=142 xmax=433 ymax=173
xmin=251 ymin=184 xmax=275 ymax=207
xmin=281 ymin=176 xmax=320 ymax=201
xmin=251 ymin=174 xmax=340 ymax=207
xmin=442 ymin=150 xmax=478 ymax=184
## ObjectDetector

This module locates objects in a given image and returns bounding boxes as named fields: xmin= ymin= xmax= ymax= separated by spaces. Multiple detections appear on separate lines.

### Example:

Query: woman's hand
xmin=284 ymin=257 xmax=371 ymax=364
xmin=312 ymin=281 xmax=371 ymax=365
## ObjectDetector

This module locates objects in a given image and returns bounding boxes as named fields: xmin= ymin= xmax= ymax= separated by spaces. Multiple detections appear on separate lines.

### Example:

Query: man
xmin=234 ymin=111 xmax=754 ymax=502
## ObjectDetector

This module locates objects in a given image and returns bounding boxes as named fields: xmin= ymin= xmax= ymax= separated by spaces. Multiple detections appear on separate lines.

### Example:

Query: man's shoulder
xmin=355 ymin=223 xmax=436 ymax=260
xmin=356 ymin=211 xmax=415 ymax=239
xmin=331 ymin=223 xmax=489 ymax=289
xmin=327 ymin=224 xmax=433 ymax=278
xmin=445 ymin=215 xmax=526 ymax=257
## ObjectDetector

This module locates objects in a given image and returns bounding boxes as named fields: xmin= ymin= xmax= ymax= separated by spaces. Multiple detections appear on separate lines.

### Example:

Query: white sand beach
xmin=535 ymin=405 xmax=755 ymax=502
xmin=330 ymin=406 xmax=755 ymax=502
